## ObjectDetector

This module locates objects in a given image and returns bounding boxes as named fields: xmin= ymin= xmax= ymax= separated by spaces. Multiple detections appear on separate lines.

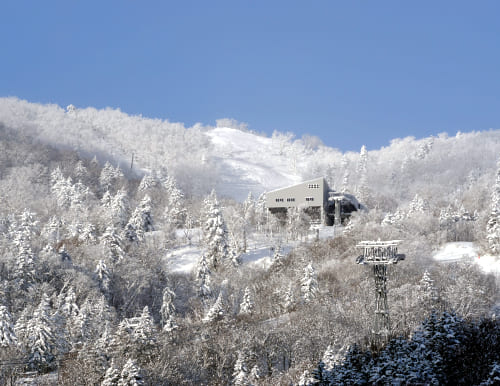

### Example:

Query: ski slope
xmin=433 ymin=242 xmax=500 ymax=276
xmin=205 ymin=127 xmax=303 ymax=201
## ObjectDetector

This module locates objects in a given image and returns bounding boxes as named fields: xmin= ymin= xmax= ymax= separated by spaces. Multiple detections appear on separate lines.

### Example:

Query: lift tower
xmin=356 ymin=240 xmax=405 ymax=347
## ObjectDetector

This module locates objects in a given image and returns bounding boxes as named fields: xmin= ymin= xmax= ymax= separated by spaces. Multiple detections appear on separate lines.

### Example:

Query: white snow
xmin=205 ymin=127 xmax=303 ymax=201
xmin=433 ymin=242 xmax=500 ymax=276
xmin=165 ymin=230 xmax=296 ymax=274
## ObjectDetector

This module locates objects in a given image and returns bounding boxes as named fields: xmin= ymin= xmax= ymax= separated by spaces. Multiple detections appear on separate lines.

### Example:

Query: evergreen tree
xmin=0 ymin=305 xmax=17 ymax=347
xmin=95 ymin=260 xmax=112 ymax=295
xmin=164 ymin=177 xmax=186 ymax=228
xmin=160 ymin=286 xmax=178 ymax=333
xmin=203 ymin=192 xmax=229 ymax=269
xmin=239 ymin=287 xmax=255 ymax=315
xmin=118 ymin=359 xmax=145 ymax=386
xmin=203 ymin=292 xmax=225 ymax=323
xmin=341 ymin=154 xmax=349 ymax=194
xmin=124 ymin=195 xmax=154 ymax=242
xmin=101 ymin=226 xmax=125 ymax=262
xmin=356 ymin=145 xmax=368 ymax=202
xmin=23 ymin=293 xmax=57 ymax=372
xmin=232 ymin=351 xmax=251 ymax=386
xmin=282 ymin=282 xmax=295 ymax=312
xmin=300 ymin=263 xmax=318 ymax=303
xmin=480 ymin=362 xmax=500 ymax=385
xmin=487 ymin=158 xmax=500 ymax=252
xmin=196 ymin=254 xmax=212 ymax=299
xmin=102 ymin=360 xmax=121 ymax=386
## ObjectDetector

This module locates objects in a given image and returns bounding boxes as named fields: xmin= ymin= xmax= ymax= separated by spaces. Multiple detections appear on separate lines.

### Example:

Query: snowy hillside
xmin=205 ymin=127 xmax=303 ymax=200
xmin=2 ymin=97 xmax=500 ymax=208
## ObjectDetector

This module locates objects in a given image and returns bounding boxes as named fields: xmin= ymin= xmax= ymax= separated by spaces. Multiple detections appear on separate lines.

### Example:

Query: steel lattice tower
xmin=356 ymin=240 xmax=405 ymax=347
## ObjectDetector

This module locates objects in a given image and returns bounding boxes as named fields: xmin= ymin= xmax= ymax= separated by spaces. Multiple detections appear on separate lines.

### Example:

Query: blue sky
xmin=1 ymin=1 xmax=499 ymax=151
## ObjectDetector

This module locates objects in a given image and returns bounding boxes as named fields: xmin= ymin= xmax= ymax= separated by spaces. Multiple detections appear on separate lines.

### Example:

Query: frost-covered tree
xmin=232 ymin=351 xmax=251 ymax=386
xmin=102 ymin=360 xmax=121 ymax=386
xmin=164 ymin=176 xmax=186 ymax=228
xmin=341 ymin=155 xmax=349 ymax=194
xmin=418 ymin=270 xmax=439 ymax=310
xmin=407 ymin=193 xmax=429 ymax=215
xmin=356 ymin=145 xmax=368 ymax=202
xmin=13 ymin=239 xmax=37 ymax=290
xmin=118 ymin=359 xmax=144 ymax=386
xmin=203 ymin=292 xmax=225 ymax=323
xmin=300 ymin=263 xmax=318 ymax=303
xmin=124 ymin=195 xmax=154 ymax=242
xmin=100 ymin=162 xmax=123 ymax=192
xmin=111 ymin=189 xmax=130 ymax=228
xmin=239 ymin=287 xmax=255 ymax=315
xmin=487 ymin=158 xmax=500 ymax=252
xmin=21 ymin=293 xmax=57 ymax=372
xmin=0 ymin=305 xmax=17 ymax=347
xmin=160 ymin=286 xmax=177 ymax=333
xmin=282 ymin=283 xmax=295 ymax=312
xmin=196 ymin=254 xmax=212 ymax=299
xmin=243 ymin=191 xmax=256 ymax=226
xmin=100 ymin=226 xmax=125 ymax=262
xmin=203 ymin=192 xmax=229 ymax=269
xmin=95 ymin=260 xmax=112 ymax=295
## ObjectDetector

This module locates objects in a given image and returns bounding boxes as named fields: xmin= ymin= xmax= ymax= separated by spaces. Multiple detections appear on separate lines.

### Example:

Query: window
xmin=305 ymin=197 xmax=314 ymax=202
xmin=287 ymin=198 xmax=295 ymax=202
xmin=308 ymin=183 xmax=320 ymax=189
xmin=275 ymin=198 xmax=284 ymax=203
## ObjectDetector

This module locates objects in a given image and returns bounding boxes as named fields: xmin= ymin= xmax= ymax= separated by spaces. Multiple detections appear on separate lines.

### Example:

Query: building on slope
xmin=265 ymin=177 xmax=361 ymax=226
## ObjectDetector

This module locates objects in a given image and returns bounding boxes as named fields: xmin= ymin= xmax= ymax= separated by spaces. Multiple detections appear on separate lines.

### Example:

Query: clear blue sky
xmin=1 ymin=1 xmax=499 ymax=151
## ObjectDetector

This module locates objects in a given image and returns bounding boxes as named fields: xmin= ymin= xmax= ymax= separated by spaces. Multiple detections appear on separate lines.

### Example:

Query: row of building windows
xmin=275 ymin=197 xmax=314 ymax=203
xmin=308 ymin=183 xmax=320 ymax=189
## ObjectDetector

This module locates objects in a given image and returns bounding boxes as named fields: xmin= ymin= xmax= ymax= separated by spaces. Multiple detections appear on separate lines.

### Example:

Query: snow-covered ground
xmin=164 ymin=226 xmax=335 ymax=274
xmin=205 ymin=127 xmax=304 ymax=201
xmin=433 ymin=242 xmax=500 ymax=276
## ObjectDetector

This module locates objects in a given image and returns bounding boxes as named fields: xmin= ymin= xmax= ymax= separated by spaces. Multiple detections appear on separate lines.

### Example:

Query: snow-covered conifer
xmin=282 ymin=283 xmax=295 ymax=312
xmin=203 ymin=192 xmax=229 ymax=269
xmin=0 ymin=305 xmax=17 ymax=347
xmin=239 ymin=287 xmax=255 ymax=315
xmin=124 ymin=195 xmax=154 ymax=242
xmin=118 ymin=359 xmax=144 ymax=386
xmin=487 ymin=158 xmax=500 ymax=252
xmin=341 ymin=155 xmax=349 ymax=193
xmin=95 ymin=260 xmax=112 ymax=295
xmin=23 ymin=293 xmax=57 ymax=371
xmin=232 ymin=351 xmax=250 ymax=386
xmin=196 ymin=254 xmax=212 ymax=299
xmin=102 ymin=360 xmax=121 ymax=386
xmin=100 ymin=226 xmax=125 ymax=262
xmin=300 ymin=263 xmax=318 ymax=303
xmin=160 ymin=286 xmax=177 ymax=333
xmin=356 ymin=145 xmax=368 ymax=202
xmin=164 ymin=177 xmax=186 ymax=228
xmin=203 ymin=292 xmax=225 ymax=323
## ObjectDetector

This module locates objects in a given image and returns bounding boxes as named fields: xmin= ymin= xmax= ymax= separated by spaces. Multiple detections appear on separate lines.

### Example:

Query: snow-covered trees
xmin=487 ymin=158 xmax=500 ymax=252
xmin=239 ymin=287 xmax=255 ymax=316
xmin=160 ymin=286 xmax=177 ymax=333
xmin=356 ymin=145 xmax=368 ymax=203
xmin=0 ymin=305 xmax=17 ymax=347
xmin=124 ymin=195 xmax=154 ymax=242
xmin=203 ymin=292 xmax=225 ymax=323
xmin=300 ymin=263 xmax=318 ymax=303
xmin=232 ymin=351 xmax=251 ymax=386
xmin=101 ymin=226 xmax=125 ymax=262
xmin=18 ymin=293 xmax=57 ymax=372
xmin=196 ymin=254 xmax=212 ymax=299
xmin=203 ymin=192 xmax=229 ymax=269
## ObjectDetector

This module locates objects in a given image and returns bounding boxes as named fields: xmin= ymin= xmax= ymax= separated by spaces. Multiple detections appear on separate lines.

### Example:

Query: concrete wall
xmin=266 ymin=177 xmax=329 ymax=211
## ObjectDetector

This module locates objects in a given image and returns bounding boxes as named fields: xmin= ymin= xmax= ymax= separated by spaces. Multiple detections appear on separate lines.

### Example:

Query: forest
xmin=0 ymin=98 xmax=499 ymax=385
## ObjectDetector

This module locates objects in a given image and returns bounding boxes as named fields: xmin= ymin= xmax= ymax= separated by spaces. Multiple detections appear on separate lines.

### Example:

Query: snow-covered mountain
xmin=1 ymin=97 xmax=500 ymax=207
